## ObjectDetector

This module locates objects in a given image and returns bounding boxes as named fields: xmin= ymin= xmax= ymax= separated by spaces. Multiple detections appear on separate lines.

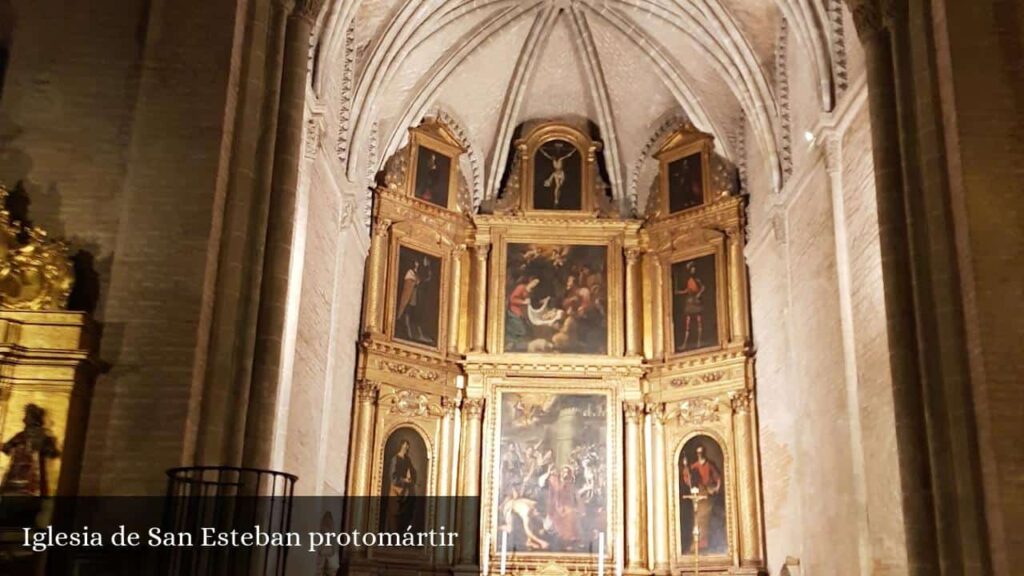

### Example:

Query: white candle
xmin=482 ymin=534 xmax=490 ymax=576
xmin=598 ymin=533 xmax=605 ymax=576
xmin=500 ymin=531 xmax=508 ymax=575
xmin=615 ymin=536 xmax=623 ymax=576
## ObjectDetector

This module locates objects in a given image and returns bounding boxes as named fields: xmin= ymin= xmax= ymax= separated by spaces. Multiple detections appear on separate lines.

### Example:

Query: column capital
xmin=624 ymin=247 xmax=643 ymax=264
xmin=463 ymin=397 xmax=486 ymax=419
xmin=373 ymin=218 xmax=392 ymax=238
xmin=847 ymin=0 xmax=884 ymax=41
xmin=822 ymin=131 xmax=843 ymax=177
xmin=356 ymin=380 xmax=380 ymax=403
xmin=730 ymin=389 xmax=754 ymax=414
xmin=646 ymin=401 xmax=667 ymax=424
xmin=623 ymin=401 xmax=645 ymax=424
xmin=290 ymin=0 xmax=326 ymax=24
xmin=474 ymin=243 xmax=491 ymax=260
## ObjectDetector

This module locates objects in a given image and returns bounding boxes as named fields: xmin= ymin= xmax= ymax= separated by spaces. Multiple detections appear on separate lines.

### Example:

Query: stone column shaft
xmin=243 ymin=6 xmax=316 ymax=470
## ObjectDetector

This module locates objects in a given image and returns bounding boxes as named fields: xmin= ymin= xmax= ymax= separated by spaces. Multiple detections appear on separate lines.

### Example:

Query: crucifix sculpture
xmin=682 ymin=486 xmax=708 ymax=576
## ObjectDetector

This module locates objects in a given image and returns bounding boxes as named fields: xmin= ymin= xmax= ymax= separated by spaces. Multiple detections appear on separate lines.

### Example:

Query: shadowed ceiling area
xmin=316 ymin=0 xmax=843 ymax=209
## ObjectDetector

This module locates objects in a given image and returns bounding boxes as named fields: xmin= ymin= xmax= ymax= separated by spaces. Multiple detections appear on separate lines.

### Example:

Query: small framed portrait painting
xmin=670 ymin=253 xmax=719 ymax=353
xmin=392 ymin=245 xmax=442 ymax=348
xmin=667 ymin=150 xmax=706 ymax=213
xmin=412 ymin=145 xmax=453 ymax=209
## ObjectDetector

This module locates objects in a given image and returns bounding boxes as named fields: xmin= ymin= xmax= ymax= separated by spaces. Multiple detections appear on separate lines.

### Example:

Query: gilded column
xmin=624 ymin=401 xmax=647 ymax=569
xmin=647 ymin=402 xmax=669 ymax=573
xmin=436 ymin=396 xmax=459 ymax=564
xmin=471 ymin=244 xmax=490 ymax=352
xmin=624 ymin=248 xmax=642 ymax=356
xmin=345 ymin=380 xmax=379 ymax=532
xmin=727 ymin=226 xmax=749 ymax=345
xmin=456 ymin=397 xmax=485 ymax=567
xmin=651 ymin=256 xmax=665 ymax=360
xmin=731 ymin=390 xmax=762 ymax=566
xmin=363 ymin=218 xmax=391 ymax=334
xmin=447 ymin=246 xmax=465 ymax=354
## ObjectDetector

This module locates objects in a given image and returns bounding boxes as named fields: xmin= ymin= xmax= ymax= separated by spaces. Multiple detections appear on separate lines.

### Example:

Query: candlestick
xmin=598 ymin=532 xmax=605 ymax=576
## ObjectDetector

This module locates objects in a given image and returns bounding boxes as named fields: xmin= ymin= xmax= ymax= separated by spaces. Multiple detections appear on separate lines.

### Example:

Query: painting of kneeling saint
xmin=678 ymin=435 xmax=727 ymax=555
xmin=504 ymin=243 xmax=607 ymax=354
xmin=497 ymin=392 xmax=608 ymax=553
xmin=667 ymin=151 xmax=705 ymax=213
xmin=393 ymin=246 xmax=441 ymax=348
xmin=413 ymin=146 xmax=452 ymax=208
xmin=671 ymin=254 xmax=719 ymax=353
xmin=379 ymin=427 xmax=428 ymax=535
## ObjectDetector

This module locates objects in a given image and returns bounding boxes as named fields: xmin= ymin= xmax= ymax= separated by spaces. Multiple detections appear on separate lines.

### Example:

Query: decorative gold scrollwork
xmin=0 ymin=185 xmax=74 ymax=311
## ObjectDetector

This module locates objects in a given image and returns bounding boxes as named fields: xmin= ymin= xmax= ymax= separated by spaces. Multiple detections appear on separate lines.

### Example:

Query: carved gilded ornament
xmin=677 ymin=397 xmax=722 ymax=425
xmin=0 ymin=186 xmax=74 ymax=311
xmin=388 ymin=389 xmax=431 ymax=417
xmin=380 ymin=360 xmax=440 ymax=382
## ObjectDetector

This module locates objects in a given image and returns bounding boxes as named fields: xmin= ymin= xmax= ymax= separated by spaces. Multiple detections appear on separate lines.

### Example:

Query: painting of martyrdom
xmin=379 ymin=427 xmax=428 ymax=535
xmin=504 ymin=243 xmax=607 ymax=354
xmin=678 ymin=435 xmax=727 ymax=555
xmin=497 ymin=392 xmax=608 ymax=554
xmin=667 ymin=151 xmax=705 ymax=213
xmin=671 ymin=254 xmax=718 ymax=353
xmin=393 ymin=246 xmax=441 ymax=348
xmin=533 ymin=139 xmax=582 ymax=210
xmin=413 ymin=146 xmax=452 ymax=208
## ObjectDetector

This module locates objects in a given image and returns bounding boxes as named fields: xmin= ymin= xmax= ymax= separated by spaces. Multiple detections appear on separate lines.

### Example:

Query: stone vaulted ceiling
xmin=316 ymin=0 xmax=840 ymax=208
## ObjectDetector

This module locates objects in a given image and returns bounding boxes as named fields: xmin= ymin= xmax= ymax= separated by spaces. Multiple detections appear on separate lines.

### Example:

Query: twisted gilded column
xmin=243 ymin=0 xmax=325 ymax=469
xmin=345 ymin=380 xmax=379 ymax=532
xmin=647 ymin=402 xmax=669 ymax=573
xmin=363 ymin=219 xmax=391 ymax=334
xmin=456 ymin=397 xmax=485 ymax=567
xmin=624 ymin=401 xmax=647 ymax=569
xmin=624 ymin=248 xmax=642 ymax=356
xmin=447 ymin=246 xmax=465 ymax=354
xmin=730 ymin=390 xmax=762 ymax=566
xmin=471 ymin=245 xmax=490 ymax=352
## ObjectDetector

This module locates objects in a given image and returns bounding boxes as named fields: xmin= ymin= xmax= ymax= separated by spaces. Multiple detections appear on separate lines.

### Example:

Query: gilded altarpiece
xmin=347 ymin=121 xmax=763 ymax=576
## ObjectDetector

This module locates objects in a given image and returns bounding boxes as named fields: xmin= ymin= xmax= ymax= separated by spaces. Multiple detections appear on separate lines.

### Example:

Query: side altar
xmin=346 ymin=118 xmax=763 ymax=576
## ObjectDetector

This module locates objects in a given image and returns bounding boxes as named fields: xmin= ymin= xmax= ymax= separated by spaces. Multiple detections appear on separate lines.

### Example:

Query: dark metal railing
xmin=163 ymin=466 xmax=297 ymax=576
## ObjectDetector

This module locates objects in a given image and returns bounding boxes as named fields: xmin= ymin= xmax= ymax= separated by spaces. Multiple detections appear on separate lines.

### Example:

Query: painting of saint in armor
xmin=671 ymin=254 xmax=718 ymax=353
xmin=413 ymin=146 xmax=452 ymax=209
xmin=667 ymin=151 xmax=705 ymax=213
xmin=496 ymin=392 xmax=608 ymax=554
xmin=533 ymin=140 xmax=582 ymax=210
xmin=678 ymin=435 xmax=727 ymax=555
xmin=504 ymin=243 xmax=607 ymax=354
xmin=393 ymin=246 xmax=441 ymax=348
xmin=379 ymin=427 xmax=428 ymax=535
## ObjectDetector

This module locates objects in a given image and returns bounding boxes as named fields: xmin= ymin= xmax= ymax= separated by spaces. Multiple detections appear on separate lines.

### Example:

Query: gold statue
xmin=0 ymin=185 xmax=74 ymax=311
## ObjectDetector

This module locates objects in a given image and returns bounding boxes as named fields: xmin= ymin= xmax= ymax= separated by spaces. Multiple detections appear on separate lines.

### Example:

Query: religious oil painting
xmin=533 ymin=139 xmax=583 ymax=210
xmin=667 ymin=151 xmax=705 ymax=213
xmin=670 ymin=254 xmax=719 ymax=353
xmin=504 ymin=243 xmax=608 ymax=354
xmin=678 ymin=435 xmax=727 ymax=555
xmin=393 ymin=246 xmax=441 ymax=348
xmin=379 ymin=426 xmax=428 ymax=535
xmin=496 ymin=391 xmax=608 ymax=554
xmin=413 ymin=146 xmax=452 ymax=208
